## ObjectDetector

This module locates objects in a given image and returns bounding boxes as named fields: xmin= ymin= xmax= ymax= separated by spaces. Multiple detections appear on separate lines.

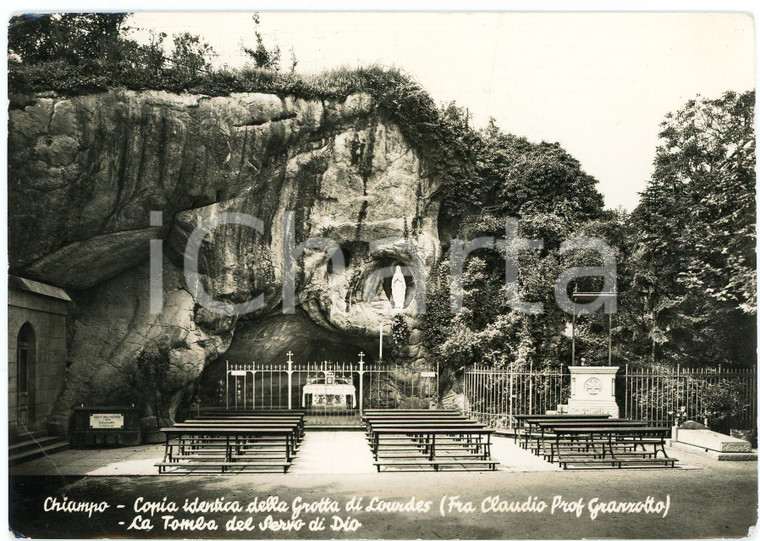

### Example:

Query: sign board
xmin=229 ymin=370 xmax=247 ymax=376
xmin=421 ymin=371 xmax=436 ymax=378
xmin=89 ymin=413 xmax=124 ymax=429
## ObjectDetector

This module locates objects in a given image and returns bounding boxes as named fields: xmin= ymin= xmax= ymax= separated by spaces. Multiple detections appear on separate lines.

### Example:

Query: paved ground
xmin=9 ymin=432 xmax=562 ymax=476
xmin=8 ymin=433 xmax=758 ymax=539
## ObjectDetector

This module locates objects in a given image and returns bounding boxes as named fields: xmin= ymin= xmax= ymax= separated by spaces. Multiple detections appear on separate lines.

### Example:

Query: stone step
xmin=9 ymin=436 xmax=63 ymax=455
xmin=9 ymin=430 xmax=48 ymax=444
xmin=9 ymin=439 xmax=70 ymax=466
xmin=670 ymin=441 xmax=757 ymax=461
xmin=676 ymin=429 xmax=752 ymax=453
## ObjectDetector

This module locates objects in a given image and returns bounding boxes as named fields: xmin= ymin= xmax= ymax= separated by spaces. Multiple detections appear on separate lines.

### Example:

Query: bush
xmin=131 ymin=345 xmax=173 ymax=428
xmin=630 ymin=371 xmax=750 ymax=426
xmin=702 ymin=379 xmax=750 ymax=422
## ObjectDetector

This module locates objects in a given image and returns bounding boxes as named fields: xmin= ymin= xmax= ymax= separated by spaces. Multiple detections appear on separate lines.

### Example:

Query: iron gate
xmin=225 ymin=357 xmax=439 ymax=425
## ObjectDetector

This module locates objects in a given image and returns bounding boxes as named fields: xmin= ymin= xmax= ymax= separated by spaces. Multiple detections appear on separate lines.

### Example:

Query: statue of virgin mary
xmin=391 ymin=265 xmax=406 ymax=310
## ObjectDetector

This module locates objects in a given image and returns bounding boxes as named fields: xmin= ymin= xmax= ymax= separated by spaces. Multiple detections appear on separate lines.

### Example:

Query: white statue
xmin=391 ymin=265 xmax=406 ymax=310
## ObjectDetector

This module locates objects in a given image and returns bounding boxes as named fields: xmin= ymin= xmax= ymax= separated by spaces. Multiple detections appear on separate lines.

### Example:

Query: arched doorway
xmin=17 ymin=322 xmax=36 ymax=429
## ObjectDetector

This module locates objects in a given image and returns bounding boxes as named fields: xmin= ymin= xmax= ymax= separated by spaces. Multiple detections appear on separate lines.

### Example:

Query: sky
xmin=127 ymin=11 xmax=755 ymax=211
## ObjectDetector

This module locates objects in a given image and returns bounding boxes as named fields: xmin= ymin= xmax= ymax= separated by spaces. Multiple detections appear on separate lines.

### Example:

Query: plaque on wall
xmin=89 ymin=413 xmax=125 ymax=429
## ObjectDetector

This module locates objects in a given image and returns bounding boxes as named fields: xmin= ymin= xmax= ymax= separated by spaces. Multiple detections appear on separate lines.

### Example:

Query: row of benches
xmin=363 ymin=409 xmax=499 ymax=472
xmin=155 ymin=410 xmax=306 ymax=473
xmin=153 ymin=409 xmax=678 ymax=473
xmin=513 ymin=414 xmax=678 ymax=469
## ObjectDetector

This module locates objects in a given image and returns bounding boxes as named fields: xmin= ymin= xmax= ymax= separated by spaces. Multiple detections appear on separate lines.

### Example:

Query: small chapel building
xmin=8 ymin=276 xmax=71 ymax=441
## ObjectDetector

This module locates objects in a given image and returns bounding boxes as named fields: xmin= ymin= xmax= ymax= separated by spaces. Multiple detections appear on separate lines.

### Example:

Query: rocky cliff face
xmin=9 ymin=89 xmax=443 ymax=431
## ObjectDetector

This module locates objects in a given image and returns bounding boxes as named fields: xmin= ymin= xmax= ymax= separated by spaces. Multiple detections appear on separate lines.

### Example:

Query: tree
xmin=474 ymin=120 xmax=604 ymax=222
xmin=170 ymin=32 xmax=215 ymax=83
xmin=630 ymin=90 xmax=756 ymax=367
xmin=9 ymin=13 xmax=129 ymax=64
xmin=288 ymin=46 xmax=298 ymax=73
xmin=422 ymin=117 xmax=611 ymax=374
xmin=665 ymin=91 xmax=756 ymax=313
xmin=243 ymin=14 xmax=281 ymax=71
xmin=425 ymin=211 xmax=578 ymax=372
xmin=139 ymin=30 xmax=168 ymax=78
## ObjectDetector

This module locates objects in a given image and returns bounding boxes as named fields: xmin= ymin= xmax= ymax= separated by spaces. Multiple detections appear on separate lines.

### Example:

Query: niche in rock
xmin=327 ymin=246 xmax=352 ymax=275
xmin=374 ymin=257 xmax=415 ymax=309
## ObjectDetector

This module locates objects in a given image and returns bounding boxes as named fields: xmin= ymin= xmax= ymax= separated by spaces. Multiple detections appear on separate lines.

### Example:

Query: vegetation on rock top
xmin=9 ymin=14 xmax=477 ymax=218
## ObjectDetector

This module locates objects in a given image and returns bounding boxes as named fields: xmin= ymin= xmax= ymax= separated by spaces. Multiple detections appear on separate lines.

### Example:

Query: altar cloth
xmin=302 ymin=383 xmax=357 ymax=408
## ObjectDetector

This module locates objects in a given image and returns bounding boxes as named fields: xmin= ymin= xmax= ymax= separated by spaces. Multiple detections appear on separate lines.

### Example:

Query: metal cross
xmin=286 ymin=351 xmax=293 ymax=362
xmin=358 ymin=351 xmax=365 ymax=362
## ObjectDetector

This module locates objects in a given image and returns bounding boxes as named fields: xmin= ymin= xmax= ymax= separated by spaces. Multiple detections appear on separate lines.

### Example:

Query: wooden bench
xmin=364 ymin=409 xmax=459 ymax=414
xmin=363 ymin=413 xmax=464 ymax=422
xmin=175 ymin=420 xmax=304 ymax=451
xmin=513 ymin=414 xmax=611 ymax=445
xmin=370 ymin=425 xmax=497 ymax=472
xmin=548 ymin=426 xmax=677 ymax=469
xmin=365 ymin=418 xmax=476 ymax=439
xmin=196 ymin=410 xmax=306 ymax=418
xmin=154 ymin=461 xmax=291 ymax=473
xmin=527 ymin=419 xmax=646 ymax=456
xmin=363 ymin=414 xmax=466 ymax=424
xmin=156 ymin=425 xmax=299 ymax=474
xmin=363 ymin=409 xmax=467 ymax=425
xmin=363 ymin=412 xmax=466 ymax=417
xmin=174 ymin=418 xmax=303 ymax=427
xmin=371 ymin=458 xmax=500 ymax=472
xmin=181 ymin=418 xmax=305 ymax=441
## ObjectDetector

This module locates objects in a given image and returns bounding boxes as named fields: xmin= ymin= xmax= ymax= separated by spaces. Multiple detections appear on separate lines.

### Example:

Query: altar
xmin=301 ymin=371 xmax=357 ymax=408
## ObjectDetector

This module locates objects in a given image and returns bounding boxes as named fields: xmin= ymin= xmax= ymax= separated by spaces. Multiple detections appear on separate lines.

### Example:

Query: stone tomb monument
xmin=566 ymin=365 xmax=620 ymax=417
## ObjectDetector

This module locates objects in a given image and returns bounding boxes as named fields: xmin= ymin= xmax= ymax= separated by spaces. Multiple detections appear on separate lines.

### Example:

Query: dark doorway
xmin=17 ymin=322 xmax=37 ymax=429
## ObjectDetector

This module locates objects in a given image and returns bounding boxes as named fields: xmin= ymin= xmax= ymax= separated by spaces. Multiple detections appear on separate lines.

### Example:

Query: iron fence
xmin=623 ymin=365 xmax=757 ymax=431
xmin=463 ymin=363 xmax=757 ymax=434
xmin=223 ymin=360 xmax=438 ymax=425
xmin=462 ymin=364 xmax=570 ymax=429
xmin=201 ymin=358 xmax=756 ymax=432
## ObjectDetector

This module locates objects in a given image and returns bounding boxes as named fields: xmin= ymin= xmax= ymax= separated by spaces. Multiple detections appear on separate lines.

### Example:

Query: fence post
xmin=436 ymin=361 xmax=440 ymax=405
xmin=463 ymin=367 xmax=468 ymax=416
xmin=287 ymin=356 xmax=293 ymax=411
xmin=251 ymin=365 xmax=264 ymax=410
xmin=624 ymin=364 xmax=627 ymax=419
xmin=676 ymin=364 xmax=680 ymax=423
xmin=358 ymin=353 xmax=365 ymax=415
xmin=225 ymin=360 xmax=229 ymax=410
xmin=529 ymin=361 xmax=534 ymax=415
xmin=509 ymin=369 xmax=514 ymax=426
